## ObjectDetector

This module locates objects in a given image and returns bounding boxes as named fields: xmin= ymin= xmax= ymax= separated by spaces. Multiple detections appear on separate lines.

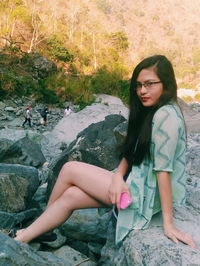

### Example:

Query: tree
xmin=108 ymin=31 xmax=129 ymax=52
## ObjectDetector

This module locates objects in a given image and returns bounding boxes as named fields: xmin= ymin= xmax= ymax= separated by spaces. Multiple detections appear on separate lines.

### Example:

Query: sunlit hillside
xmin=0 ymin=0 xmax=200 ymax=102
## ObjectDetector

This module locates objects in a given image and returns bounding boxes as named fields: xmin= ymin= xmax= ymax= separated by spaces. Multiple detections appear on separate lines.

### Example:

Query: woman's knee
xmin=60 ymin=186 xmax=82 ymax=208
xmin=61 ymin=161 xmax=79 ymax=175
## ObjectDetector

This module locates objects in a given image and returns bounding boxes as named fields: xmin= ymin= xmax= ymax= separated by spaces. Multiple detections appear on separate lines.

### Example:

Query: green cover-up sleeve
xmin=151 ymin=107 xmax=179 ymax=172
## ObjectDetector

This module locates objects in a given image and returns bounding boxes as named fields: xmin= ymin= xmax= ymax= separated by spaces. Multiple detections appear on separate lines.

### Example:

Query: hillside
xmin=0 ymin=0 xmax=200 ymax=101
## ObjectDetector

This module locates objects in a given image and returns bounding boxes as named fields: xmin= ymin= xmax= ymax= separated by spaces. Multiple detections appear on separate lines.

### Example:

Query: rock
xmin=0 ymin=232 xmax=67 ymax=265
xmin=88 ymin=242 xmax=104 ymax=257
xmin=42 ymin=228 xmax=67 ymax=249
xmin=0 ymin=163 xmax=39 ymax=206
xmin=26 ymin=52 xmax=57 ymax=79
xmin=0 ymin=208 xmax=39 ymax=230
xmin=113 ymin=120 xmax=128 ymax=144
xmin=0 ymin=173 xmax=29 ymax=212
xmin=60 ymin=209 xmax=111 ymax=243
xmin=47 ymin=115 xmax=126 ymax=195
xmin=100 ymin=207 xmax=200 ymax=265
xmin=51 ymin=95 xmax=129 ymax=145
xmin=98 ymin=221 xmax=118 ymax=266
xmin=186 ymin=188 xmax=200 ymax=212
xmin=0 ymin=139 xmax=14 ymax=161
xmin=38 ymin=162 xmax=52 ymax=184
xmin=0 ymin=136 xmax=46 ymax=167
xmin=53 ymin=245 xmax=96 ymax=266
xmin=0 ymin=101 xmax=6 ymax=109
xmin=186 ymin=144 xmax=200 ymax=179
xmin=66 ymin=114 xmax=125 ymax=170
xmin=0 ymin=96 xmax=200 ymax=264
xmin=4 ymin=106 xmax=15 ymax=112
xmin=178 ymin=98 xmax=200 ymax=133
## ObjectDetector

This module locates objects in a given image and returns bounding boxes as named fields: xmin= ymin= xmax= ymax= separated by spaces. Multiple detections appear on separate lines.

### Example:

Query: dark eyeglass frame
xmin=135 ymin=81 xmax=162 ymax=91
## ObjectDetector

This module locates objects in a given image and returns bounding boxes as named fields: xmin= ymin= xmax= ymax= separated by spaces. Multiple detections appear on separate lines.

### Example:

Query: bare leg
xmin=47 ymin=161 xmax=113 ymax=207
xmin=15 ymin=162 xmax=113 ymax=243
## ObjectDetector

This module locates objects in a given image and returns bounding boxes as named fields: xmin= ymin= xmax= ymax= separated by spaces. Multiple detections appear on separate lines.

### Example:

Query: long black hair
xmin=121 ymin=55 xmax=177 ymax=167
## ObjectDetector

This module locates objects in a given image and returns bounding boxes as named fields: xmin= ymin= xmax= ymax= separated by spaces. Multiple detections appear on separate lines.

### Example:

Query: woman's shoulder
xmin=153 ymin=103 xmax=183 ymax=123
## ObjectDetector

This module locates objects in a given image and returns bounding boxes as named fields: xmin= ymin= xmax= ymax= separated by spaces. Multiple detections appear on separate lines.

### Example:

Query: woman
xmin=14 ymin=55 xmax=196 ymax=248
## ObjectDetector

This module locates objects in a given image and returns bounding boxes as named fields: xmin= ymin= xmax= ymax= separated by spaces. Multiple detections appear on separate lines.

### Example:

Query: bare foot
xmin=14 ymin=229 xmax=28 ymax=243
xmin=16 ymin=229 xmax=25 ymax=237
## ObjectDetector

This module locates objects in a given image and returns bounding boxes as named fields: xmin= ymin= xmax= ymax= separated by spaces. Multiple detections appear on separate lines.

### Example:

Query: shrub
xmin=35 ymin=79 xmax=60 ymax=104
xmin=118 ymin=79 xmax=130 ymax=104
xmin=194 ymin=93 xmax=200 ymax=102
xmin=181 ymin=96 xmax=193 ymax=103
xmin=46 ymin=37 xmax=74 ymax=63
xmin=91 ymin=65 xmax=127 ymax=95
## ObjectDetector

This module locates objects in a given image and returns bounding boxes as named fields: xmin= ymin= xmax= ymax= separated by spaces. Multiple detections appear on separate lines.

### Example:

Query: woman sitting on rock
xmin=14 ymin=55 xmax=196 ymax=248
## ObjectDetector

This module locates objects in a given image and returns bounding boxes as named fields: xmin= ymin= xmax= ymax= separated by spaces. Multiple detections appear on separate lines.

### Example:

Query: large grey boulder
xmin=0 ymin=208 xmax=39 ymax=230
xmin=0 ymin=139 xmax=14 ymax=160
xmin=0 ymin=232 xmax=68 ymax=266
xmin=0 ymin=164 xmax=39 ymax=214
xmin=0 ymin=173 xmax=29 ymax=212
xmin=178 ymin=98 xmax=200 ymax=133
xmin=51 ymin=94 xmax=129 ymax=145
xmin=47 ymin=114 xmax=126 ymax=196
xmin=66 ymin=114 xmax=126 ymax=170
xmin=53 ymin=245 xmax=96 ymax=266
xmin=60 ymin=209 xmax=111 ymax=243
xmin=100 ymin=206 xmax=200 ymax=265
xmin=0 ymin=136 xmax=46 ymax=167
xmin=26 ymin=52 xmax=57 ymax=79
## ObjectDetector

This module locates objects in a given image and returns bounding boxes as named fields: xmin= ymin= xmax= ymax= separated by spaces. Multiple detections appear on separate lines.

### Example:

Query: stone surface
xmin=53 ymin=245 xmax=97 ymax=266
xmin=0 ymin=173 xmax=28 ymax=212
xmin=100 ymin=206 xmax=200 ymax=265
xmin=0 ymin=208 xmax=39 ymax=230
xmin=60 ymin=209 xmax=111 ymax=243
xmin=51 ymin=96 xmax=129 ymax=145
xmin=0 ymin=136 xmax=46 ymax=167
xmin=0 ymin=96 xmax=200 ymax=264
xmin=0 ymin=232 xmax=67 ymax=266
xmin=47 ymin=114 xmax=126 ymax=195
xmin=0 ymin=163 xmax=39 ymax=206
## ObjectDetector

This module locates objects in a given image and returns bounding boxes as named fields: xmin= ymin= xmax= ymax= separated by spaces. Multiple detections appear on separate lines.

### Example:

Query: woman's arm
xmin=108 ymin=158 xmax=130 ymax=210
xmin=157 ymin=171 xmax=196 ymax=248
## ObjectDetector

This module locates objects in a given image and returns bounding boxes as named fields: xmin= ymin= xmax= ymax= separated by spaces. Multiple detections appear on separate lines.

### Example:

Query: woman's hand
xmin=164 ymin=223 xmax=196 ymax=248
xmin=108 ymin=172 xmax=130 ymax=210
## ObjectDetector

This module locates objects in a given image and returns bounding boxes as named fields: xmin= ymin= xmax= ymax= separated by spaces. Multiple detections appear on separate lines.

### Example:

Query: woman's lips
xmin=141 ymin=97 xmax=150 ymax=102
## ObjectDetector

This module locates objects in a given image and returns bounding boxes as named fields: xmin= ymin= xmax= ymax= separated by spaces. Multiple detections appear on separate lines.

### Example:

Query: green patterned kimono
xmin=115 ymin=103 xmax=186 ymax=245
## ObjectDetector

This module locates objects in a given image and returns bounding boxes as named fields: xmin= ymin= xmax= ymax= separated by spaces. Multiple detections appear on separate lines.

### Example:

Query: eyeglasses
xmin=135 ymin=81 xmax=162 ymax=91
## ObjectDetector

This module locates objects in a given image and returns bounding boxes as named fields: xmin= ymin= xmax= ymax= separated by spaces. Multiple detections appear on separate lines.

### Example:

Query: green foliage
xmin=91 ymin=65 xmax=127 ymax=96
xmin=181 ymin=95 xmax=193 ymax=103
xmin=35 ymin=79 xmax=60 ymax=104
xmin=36 ymin=70 xmax=95 ymax=108
xmin=178 ymin=82 xmax=194 ymax=89
xmin=118 ymin=79 xmax=130 ymax=104
xmin=192 ymin=48 xmax=200 ymax=65
xmin=194 ymin=93 xmax=200 ymax=102
xmin=107 ymin=31 xmax=129 ymax=51
xmin=2 ymin=38 xmax=23 ymax=56
xmin=46 ymin=37 xmax=74 ymax=62
xmin=95 ymin=0 xmax=112 ymax=14
xmin=0 ymin=71 xmax=35 ymax=97
xmin=61 ymin=75 xmax=95 ymax=108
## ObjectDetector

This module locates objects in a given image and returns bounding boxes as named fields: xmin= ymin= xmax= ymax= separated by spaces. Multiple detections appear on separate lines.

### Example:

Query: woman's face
xmin=136 ymin=67 xmax=163 ymax=107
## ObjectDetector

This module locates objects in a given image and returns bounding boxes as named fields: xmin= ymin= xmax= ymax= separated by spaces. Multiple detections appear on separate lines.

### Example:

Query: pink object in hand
xmin=120 ymin=192 xmax=132 ymax=209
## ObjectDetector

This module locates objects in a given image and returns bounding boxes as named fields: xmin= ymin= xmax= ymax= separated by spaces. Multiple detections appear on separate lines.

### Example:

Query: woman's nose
xmin=140 ymin=85 xmax=147 ymax=94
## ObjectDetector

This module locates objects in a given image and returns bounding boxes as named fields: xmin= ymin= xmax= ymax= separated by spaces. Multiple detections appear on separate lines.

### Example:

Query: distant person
xmin=40 ymin=105 xmax=48 ymax=125
xmin=64 ymin=106 xmax=72 ymax=116
xmin=22 ymin=106 xmax=32 ymax=127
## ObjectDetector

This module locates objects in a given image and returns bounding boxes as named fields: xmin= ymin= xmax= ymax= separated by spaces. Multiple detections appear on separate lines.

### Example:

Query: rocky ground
xmin=1 ymin=95 xmax=200 ymax=265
